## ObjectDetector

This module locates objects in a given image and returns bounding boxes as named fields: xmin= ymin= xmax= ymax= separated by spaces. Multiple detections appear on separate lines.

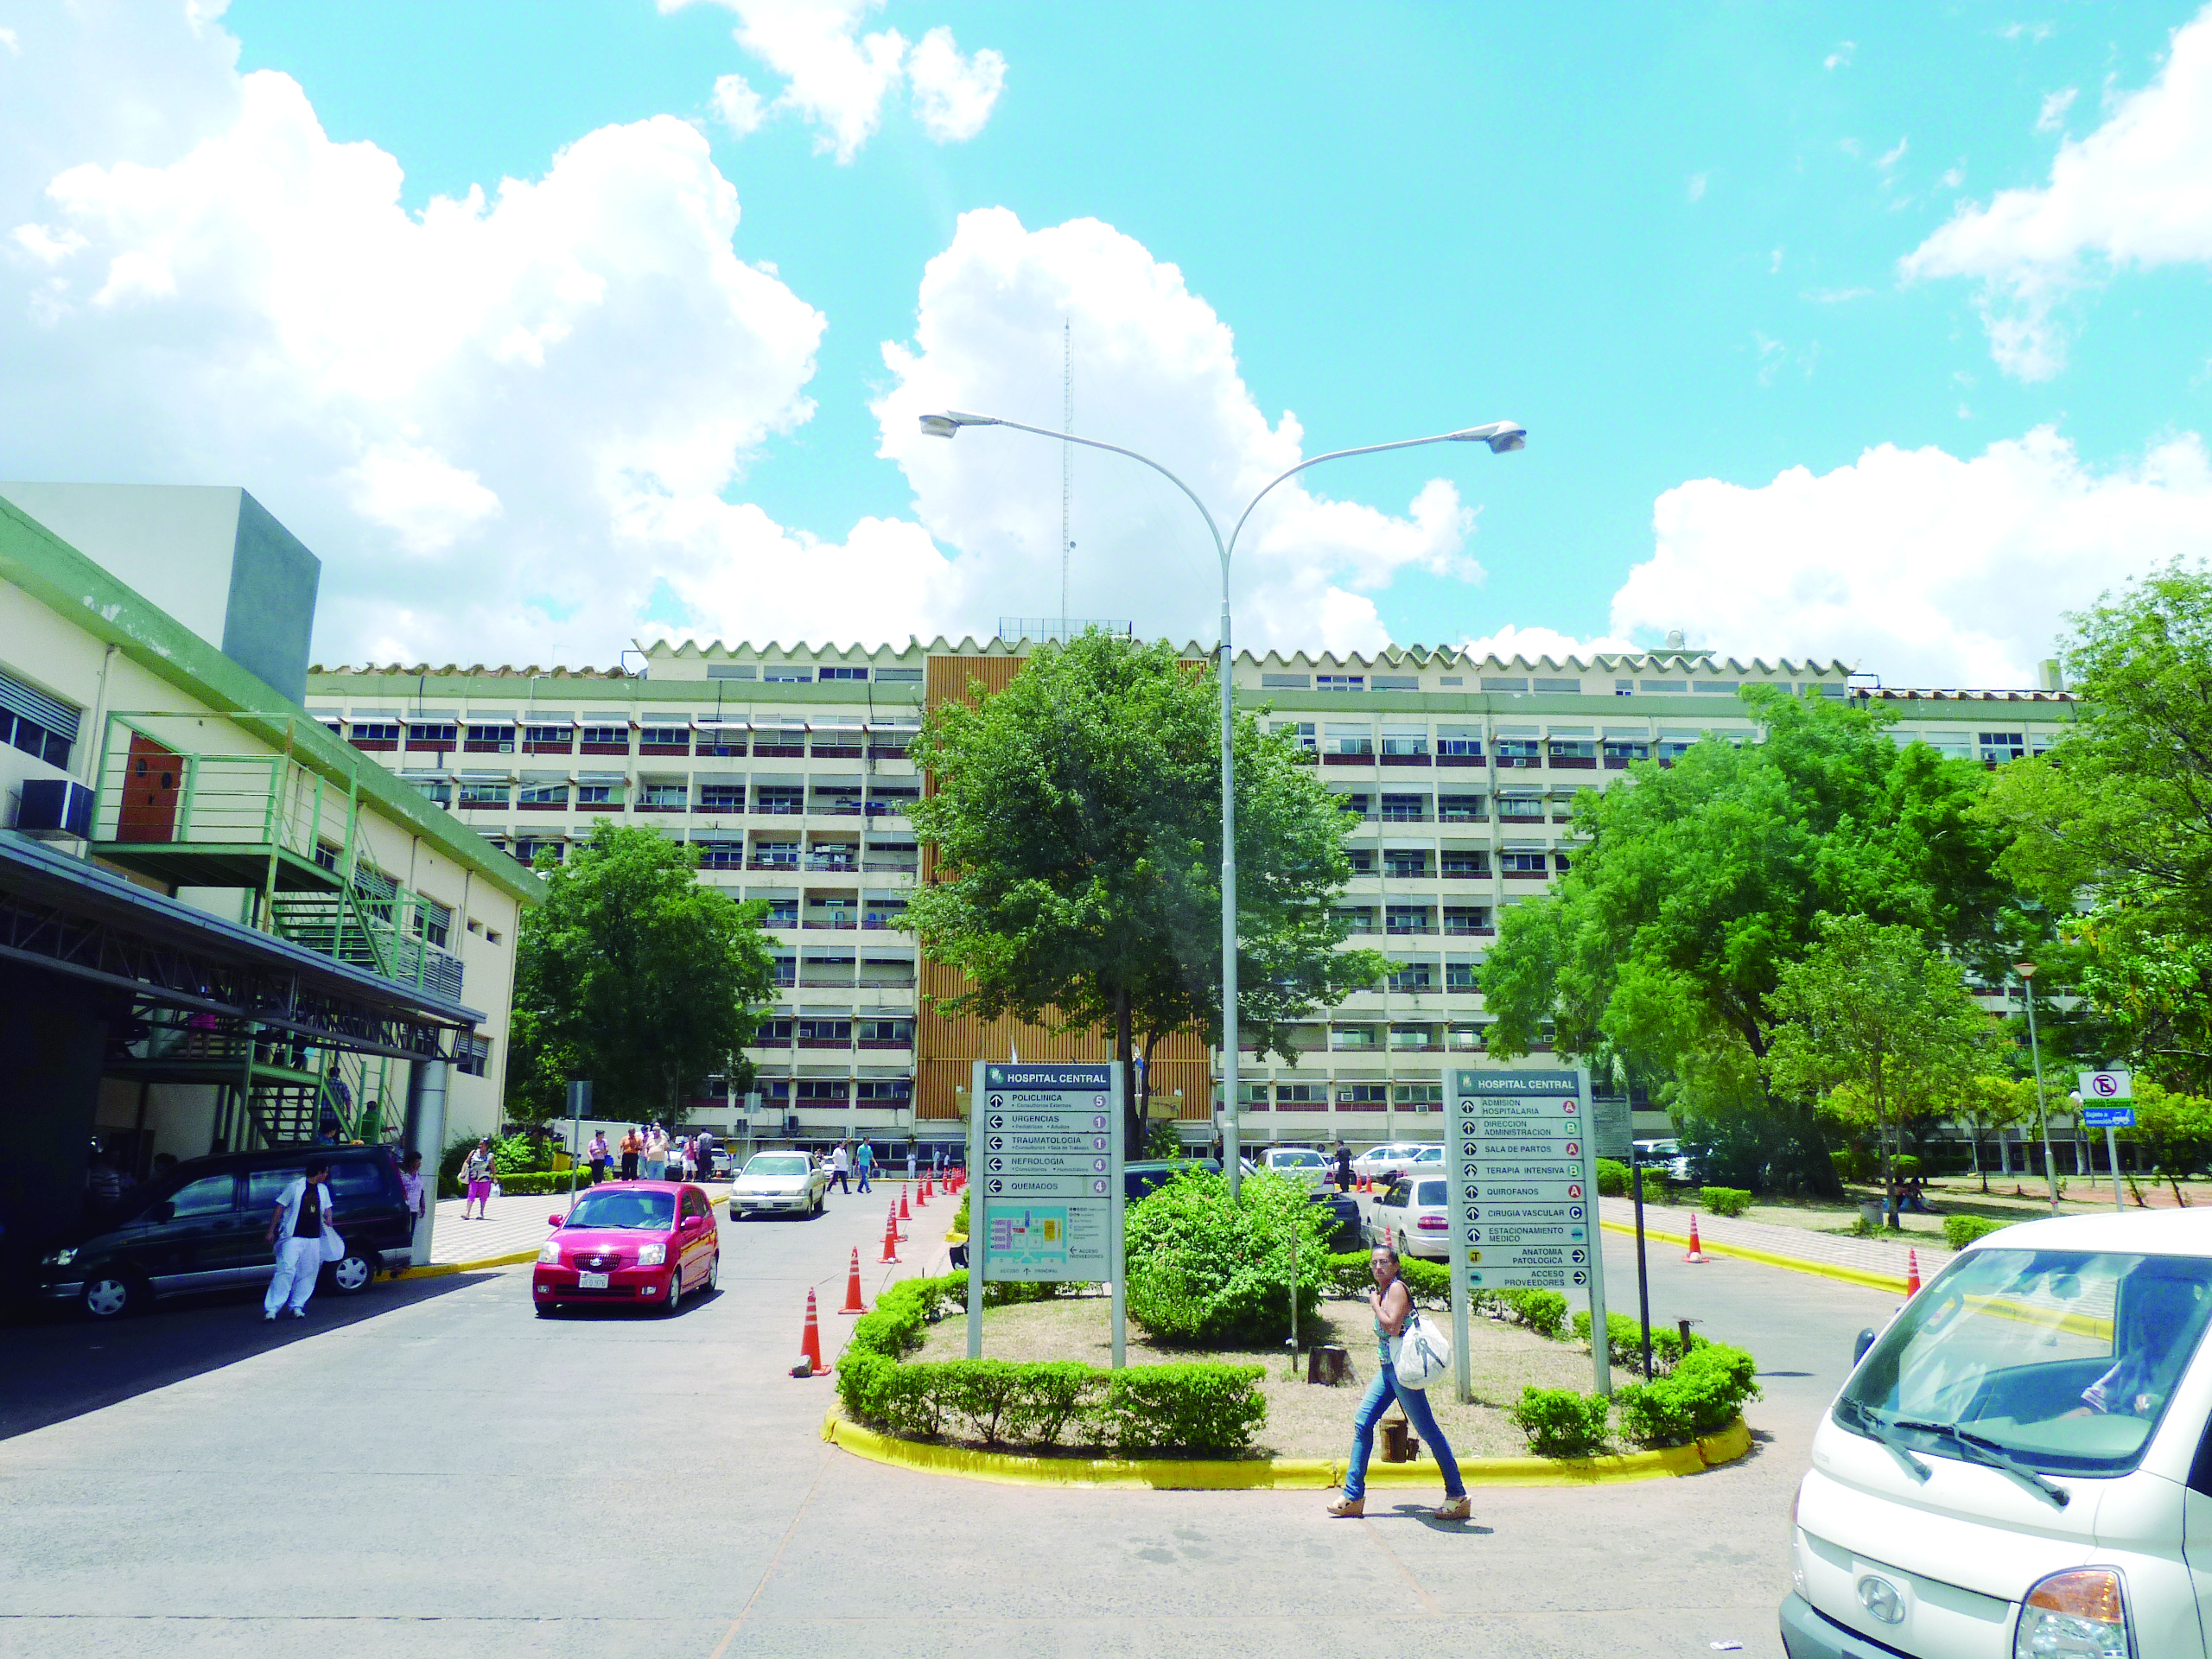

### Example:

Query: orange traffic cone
xmin=1684 ymin=1215 xmax=1710 ymax=1264
xmin=792 ymin=1289 xmax=828 ymax=1376
xmin=918 ymin=1178 xmax=929 ymax=1207
xmin=879 ymin=1204 xmax=900 ymax=1264
xmin=899 ymin=1188 xmax=911 ymax=1220
xmin=1906 ymin=1249 xmax=1922 ymax=1298
xmin=837 ymin=1247 xmax=868 ymax=1315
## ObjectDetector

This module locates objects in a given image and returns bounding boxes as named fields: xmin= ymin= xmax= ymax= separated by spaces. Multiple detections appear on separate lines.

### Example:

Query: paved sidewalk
xmin=1599 ymin=1194 xmax=1931 ymax=1285
xmin=425 ymin=1181 xmax=731 ymax=1267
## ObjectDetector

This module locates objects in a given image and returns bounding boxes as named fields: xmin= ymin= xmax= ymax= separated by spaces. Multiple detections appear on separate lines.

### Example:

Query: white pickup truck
xmin=1783 ymin=1209 xmax=2212 ymax=1658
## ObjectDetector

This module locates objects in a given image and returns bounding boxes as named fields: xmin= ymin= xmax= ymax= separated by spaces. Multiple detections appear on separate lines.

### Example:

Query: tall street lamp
xmin=919 ymin=408 xmax=1528 ymax=1194
xmin=2015 ymin=962 xmax=2062 ymax=1215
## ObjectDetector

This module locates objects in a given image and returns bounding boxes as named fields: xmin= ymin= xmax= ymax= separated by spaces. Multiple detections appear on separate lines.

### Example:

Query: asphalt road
xmin=0 ymin=1188 xmax=1900 ymax=1658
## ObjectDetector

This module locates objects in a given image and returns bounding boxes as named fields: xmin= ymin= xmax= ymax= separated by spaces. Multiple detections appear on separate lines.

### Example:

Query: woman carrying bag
xmin=1327 ymin=1243 xmax=1471 ymax=1520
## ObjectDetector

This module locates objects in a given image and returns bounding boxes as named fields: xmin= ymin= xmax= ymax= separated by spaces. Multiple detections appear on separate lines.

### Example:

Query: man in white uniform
xmin=264 ymin=1159 xmax=334 ymax=1321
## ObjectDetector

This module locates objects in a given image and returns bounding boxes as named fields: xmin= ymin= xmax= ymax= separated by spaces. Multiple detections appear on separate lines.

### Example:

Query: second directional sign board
xmin=1447 ymin=1069 xmax=1598 ymax=1291
xmin=970 ymin=1062 xmax=1122 ymax=1282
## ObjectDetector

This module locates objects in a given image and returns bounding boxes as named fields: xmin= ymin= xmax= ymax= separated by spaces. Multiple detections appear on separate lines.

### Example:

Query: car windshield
xmin=563 ymin=1190 xmax=675 ymax=1230
xmin=1416 ymin=1180 xmax=1447 ymax=1206
xmin=1837 ymin=1247 xmax=2212 ymax=1478
xmin=747 ymin=1154 xmax=810 ymax=1178
xmin=1277 ymin=1152 xmax=1324 ymax=1166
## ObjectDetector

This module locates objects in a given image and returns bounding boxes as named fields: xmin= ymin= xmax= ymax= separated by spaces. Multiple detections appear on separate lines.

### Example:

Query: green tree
xmin=2121 ymin=1079 xmax=2212 ymax=1207
xmin=1765 ymin=915 xmax=2002 ymax=1225
xmin=505 ymin=823 xmax=775 ymax=1123
xmin=1980 ymin=564 xmax=2212 ymax=1094
xmin=1947 ymin=1074 xmax=2037 ymax=1194
xmin=907 ymin=631 xmax=1381 ymax=1150
xmin=1484 ymin=687 xmax=2013 ymax=1192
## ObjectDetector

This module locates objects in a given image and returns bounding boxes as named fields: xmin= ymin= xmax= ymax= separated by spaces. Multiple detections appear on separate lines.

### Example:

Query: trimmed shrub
xmin=1510 ymin=1387 xmax=1612 ymax=1457
xmin=1593 ymin=1158 xmax=1630 ymax=1197
xmin=1892 ymin=1154 xmax=1923 ymax=1181
xmin=1098 ymin=1364 xmax=1268 ymax=1453
xmin=1697 ymin=1185 xmax=1753 ymax=1218
xmin=495 ymin=1172 xmax=596 ymax=1198
xmin=1497 ymin=1287 xmax=1567 ymax=1339
xmin=1613 ymin=1342 xmax=1761 ymax=1447
xmin=1944 ymin=1214 xmax=2012 ymax=1251
xmin=1324 ymin=1251 xmax=1454 ymax=1307
xmin=1124 ymin=1167 xmax=1331 ymax=1344
xmin=1573 ymin=1311 xmax=1697 ymax=1373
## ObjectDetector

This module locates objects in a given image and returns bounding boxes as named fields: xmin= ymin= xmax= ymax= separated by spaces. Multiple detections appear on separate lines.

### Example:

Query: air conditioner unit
xmin=784 ymin=1113 xmax=801 ymax=1135
xmin=16 ymin=779 xmax=92 ymax=838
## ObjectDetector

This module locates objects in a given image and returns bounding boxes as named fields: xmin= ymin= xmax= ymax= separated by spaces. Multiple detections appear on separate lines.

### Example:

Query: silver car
xmin=728 ymin=1151 xmax=830 ymax=1217
xmin=1365 ymin=1173 xmax=1452 ymax=1260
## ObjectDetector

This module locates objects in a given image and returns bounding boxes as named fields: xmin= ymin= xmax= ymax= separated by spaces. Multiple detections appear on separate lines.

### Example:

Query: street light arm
xmin=1225 ymin=429 xmax=1512 ymax=563
xmin=941 ymin=415 xmax=1228 ymax=563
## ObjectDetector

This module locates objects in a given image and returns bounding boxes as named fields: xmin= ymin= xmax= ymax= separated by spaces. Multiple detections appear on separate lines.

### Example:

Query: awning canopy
xmin=0 ymin=830 xmax=483 ymax=1061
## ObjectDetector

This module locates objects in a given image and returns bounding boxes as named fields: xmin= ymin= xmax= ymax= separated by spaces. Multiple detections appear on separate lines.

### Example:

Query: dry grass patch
xmin=912 ymin=1291 xmax=1634 ymax=1460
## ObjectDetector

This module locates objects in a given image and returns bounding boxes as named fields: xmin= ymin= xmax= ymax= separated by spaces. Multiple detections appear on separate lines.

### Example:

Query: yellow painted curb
xmin=820 ymin=1409 xmax=1752 ymax=1490
xmin=1602 ymin=1219 xmax=1910 ymax=1294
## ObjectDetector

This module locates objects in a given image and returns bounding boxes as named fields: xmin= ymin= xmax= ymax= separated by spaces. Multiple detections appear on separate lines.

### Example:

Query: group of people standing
xmin=578 ymin=1124 xmax=720 ymax=1186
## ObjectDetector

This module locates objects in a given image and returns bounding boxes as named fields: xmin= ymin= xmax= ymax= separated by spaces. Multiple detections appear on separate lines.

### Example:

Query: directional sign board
xmin=1446 ymin=1066 xmax=1610 ymax=1402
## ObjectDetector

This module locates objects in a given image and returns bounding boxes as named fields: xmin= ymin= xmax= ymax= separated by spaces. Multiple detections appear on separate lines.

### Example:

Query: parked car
xmin=1354 ymin=1142 xmax=1443 ymax=1185
xmin=1785 ymin=1211 xmax=2212 ymax=1659
xmin=35 ymin=1145 xmax=409 ymax=1319
xmin=533 ymin=1181 xmax=719 ymax=1315
xmin=1364 ymin=1173 xmax=1452 ymax=1261
xmin=727 ymin=1150 xmax=832 ymax=1217
xmin=1260 ymin=1147 xmax=1331 ymax=1190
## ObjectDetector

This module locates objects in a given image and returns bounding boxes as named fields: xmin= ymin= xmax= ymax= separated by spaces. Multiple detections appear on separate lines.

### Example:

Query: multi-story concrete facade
xmin=306 ymin=637 xmax=2075 ymax=1152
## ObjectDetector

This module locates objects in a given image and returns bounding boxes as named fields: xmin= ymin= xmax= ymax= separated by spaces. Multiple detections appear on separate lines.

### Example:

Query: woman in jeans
xmin=1328 ymin=1243 xmax=1471 ymax=1520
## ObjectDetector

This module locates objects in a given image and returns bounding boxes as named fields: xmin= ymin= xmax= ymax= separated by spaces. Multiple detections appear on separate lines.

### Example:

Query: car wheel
xmin=534 ymin=1300 xmax=557 ymax=1318
xmin=79 ymin=1269 xmax=140 ymax=1320
xmin=327 ymin=1246 xmax=377 ymax=1295
xmin=811 ymin=1187 xmax=824 ymax=1217
xmin=662 ymin=1259 xmax=683 ymax=1317
xmin=704 ymin=1252 xmax=719 ymax=1294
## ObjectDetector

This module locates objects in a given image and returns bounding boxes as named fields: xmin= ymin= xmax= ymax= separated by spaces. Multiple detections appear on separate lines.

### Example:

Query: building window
xmin=1500 ymin=851 xmax=1549 ymax=876
xmin=760 ymin=898 xmax=798 ymax=927
xmin=406 ymin=778 xmax=453 ymax=808
xmin=580 ymin=725 xmax=629 ymax=749
xmin=751 ymin=1018 xmax=794 ymax=1046
xmin=1692 ymin=681 xmax=1741 ymax=695
xmin=875 ymin=668 xmax=923 ymax=683
xmin=1344 ymin=847 xmax=1375 ymax=874
xmin=1374 ymin=675 xmax=1419 ymax=691
xmin=1548 ymin=739 xmax=1596 ymax=766
xmin=523 ymin=724 xmax=571 ymax=749
xmin=798 ymin=1017 xmax=852 ymax=1047
xmin=1615 ymin=680 xmax=1634 ymax=696
xmin=1394 ymin=1082 xmax=1443 ymax=1110
xmin=1316 ymin=675 xmax=1364 ymax=692
xmin=753 ymin=840 xmax=800 ymax=869
xmin=1977 ymin=731 xmax=2027 ymax=766
xmin=819 ymin=667 xmax=869 ymax=681
xmin=1482 ymin=677 xmax=1528 ymax=693
xmin=765 ymin=667 xmax=813 ymax=683
xmin=1656 ymin=741 xmax=1695 ymax=766
xmin=414 ymin=898 xmax=453 ymax=949
xmin=1379 ymin=793 xmax=1429 ymax=822
xmin=1338 ymin=1083 xmax=1389 ymax=1110
xmin=464 ymin=724 xmax=515 ymax=753
xmin=1445 ymin=959 xmax=1478 ymax=991
xmin=866 ymin=786 xmax=918 ymax=817
xmin=1440 ymin=850 xmax=1488 ymax=879
xmin=407 ymin=723 xmax=457 ymax=747
xmin=348 ymin=721 xmax=401 ymax=749
xmin=576 ymin=785 xmax=617 ymax=807
xmin=698 ymin=785 xmax=744 ymax=812
xmin=1262 ymin=673 xmax=1311 ymax=690
xmin=1325 ymin=725 xmax=1374 ymax=759
xmin=858 ymin=1017 xmax=912 ymax=1046
xmin=794 ymin=1077 xmax=849 ymax=1103
xmin=512 ymin=838 xmax=564 ymax=867
xmin=1603 ymin=739 xmax=1649 ymax=767
xmin=1336 ymin=792 xmax=1374 ymax=819
xmin=1495 ymin=738 xmax=1541 ymax=768
xmin=696 ymin=841 xmax=744 ymax=870
xmin=1387 ymin=959 xmax=1434 ymax=992
xmin=863 ymin=898 xmax=908 ymax=929
xmin=639 ymin=782 xmax=687 ymax=810
xmin=771 ymin=954 xmax=796 ymax=986
xmin=1436 ymin=730 xmax=1484 ymax=764
xmin=518 ymin=781 xmax=567 ymax=809
xmin=1382 ymin=849 xmax=1431 ymax=879
xmin=459 ymin=782 xmax=510 ymax=809
xmin=639 ymin=727 xmax=688 ymax=753
xmin=1277 ymin=1083 xmax=1327 ymax=1109
xmin=1385 ymin=905 xmax=1433 ymax=935
xmin=455 ymin=1033 xmax=492 ymax=1077
xmin=1437 ymin=794 xmax=1484 ymax=823
xmin=1533 ymin=677 xmax=1581 ymax=694
xmin=1498 ymin=796 xmax=1545 ymax=821
xmin=855 ymin=1079 xmax=912 ymax=1104
xmin=756 ymin=785 xmax=804 ymax=814
xmin=708 ymin=664 xmax=758 ymax=680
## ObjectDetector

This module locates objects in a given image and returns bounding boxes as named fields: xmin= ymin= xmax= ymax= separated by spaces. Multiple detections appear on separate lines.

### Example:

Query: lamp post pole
xmin=2015 ymin=963 xmax=2061 ymax=1215
xmin=919 ymin=410 xmax=1525 ymax=1196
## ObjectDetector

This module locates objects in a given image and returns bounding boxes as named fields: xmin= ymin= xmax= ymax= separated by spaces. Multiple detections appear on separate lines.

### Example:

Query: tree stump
xmin=1380 ymin=1415 xmax=1413 ymax=1462
xmin=1306 ymin=1344 xmax=1351 ymax=1386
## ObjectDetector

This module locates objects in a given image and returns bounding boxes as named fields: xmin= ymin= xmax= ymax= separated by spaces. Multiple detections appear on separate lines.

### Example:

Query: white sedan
xmin=1364 ymin=1173 xmax=1452 ymax=1261
xmin=728 ymin=1151 xmax=830 ymax=1218
xmin=1260 ymin=1147 xmax=1332 ymax=1190
xmin=1353 ymin=1142 xmax=1442 ymax=1184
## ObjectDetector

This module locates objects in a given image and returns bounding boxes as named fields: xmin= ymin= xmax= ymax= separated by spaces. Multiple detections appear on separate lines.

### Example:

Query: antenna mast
xmin=1060 ymin=318 xmax=1072 ymax=635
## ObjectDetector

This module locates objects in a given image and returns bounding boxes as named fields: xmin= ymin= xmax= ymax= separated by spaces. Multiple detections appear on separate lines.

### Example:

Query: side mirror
xmin=1853 ymin=1328 xmax=1878 ymax=1366
xmin=548 ymin=1213 xmax=565 ymax=1228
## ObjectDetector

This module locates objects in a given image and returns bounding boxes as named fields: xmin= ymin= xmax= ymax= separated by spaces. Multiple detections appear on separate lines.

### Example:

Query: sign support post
xmin=967 ymin=1060 xmax=1123 ymax=1364
xmin=564 ymin=1080 xmax=591 ymax=1211
xmin=2078 ymin=1070 xmax=2134 ymax=1217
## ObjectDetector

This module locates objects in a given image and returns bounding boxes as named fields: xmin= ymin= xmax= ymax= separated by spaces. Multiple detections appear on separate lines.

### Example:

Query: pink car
xmin=533 ymin=1182 xmax=719 ymax=1316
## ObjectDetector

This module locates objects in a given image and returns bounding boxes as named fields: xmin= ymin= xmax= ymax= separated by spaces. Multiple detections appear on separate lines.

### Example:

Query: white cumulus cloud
xmin=2036 ymin=86 xmax=2078 ymax=132
xmin=666 ymin=0 xmax=1005 ymax=162
xmin=1459 ymin=624 xmax=1637 ymax=664
xmin=1609 ymin=426 xmax=2212 ymax=685
xmin=1902 ymin=6 xmax=2212 ymax=378
xmin=872 ymin=208 xmax=1488 ymax=657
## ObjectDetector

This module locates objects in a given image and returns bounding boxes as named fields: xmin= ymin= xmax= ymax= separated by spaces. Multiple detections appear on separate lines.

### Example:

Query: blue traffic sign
xmin=2082 ymin=1105 xmax=2135 ymax=1128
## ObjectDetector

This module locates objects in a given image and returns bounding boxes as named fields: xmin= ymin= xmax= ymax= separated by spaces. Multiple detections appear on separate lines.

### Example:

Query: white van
xmin=1783 ymin=1211 xmax=2212 ymax=1658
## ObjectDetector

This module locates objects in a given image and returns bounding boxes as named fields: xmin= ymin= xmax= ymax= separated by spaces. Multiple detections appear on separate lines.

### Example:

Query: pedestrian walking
xmin=695 ymin=1128 xmax=718 ymax=1180
xmin=855 ymin=1138 xmax=874 ymax=1192
xmin=828 ymin=1141 xmax=851 ymax=1194
xmin=263 ymin=1158 xmax=337 ymax=1320
xmin=461 ymin=1140 xmax=496 ymax=1220
xmin=905 ymin=1142 xmax=917 ymax=1181
xmin=1333 ymin=1140 xmax=1354 ymax=1192
xmin=643 ymin=1125 xmax=669 ymax=1181
xmin=1327 ymin=1243 xmax=1471 ymax=1520
xmin=620 ymin=1127 xmax=642 ymax=1181
xmin=587 ymin=1129 xmax=611 ymax=1185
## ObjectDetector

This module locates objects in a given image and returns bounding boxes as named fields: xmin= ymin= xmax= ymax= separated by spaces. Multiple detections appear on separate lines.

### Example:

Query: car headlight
xmin=2016 ymin=1568 xmax=2131 ymax=1659
xmin=42 ymin=1246 xmax=78 ymax=1267
xmin=537 ymin=1239 xmax=562 ymax=1264
xmin=637 ymin=1243 xmax=666 ymax=1266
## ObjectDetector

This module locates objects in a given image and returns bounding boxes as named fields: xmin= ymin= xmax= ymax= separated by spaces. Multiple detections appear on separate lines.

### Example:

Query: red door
xmin=116 ymin=734 xmax=182 ymax=843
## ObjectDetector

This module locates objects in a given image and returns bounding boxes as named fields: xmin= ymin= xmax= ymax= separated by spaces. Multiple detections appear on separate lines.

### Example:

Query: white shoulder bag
xmin=1392 ymin=1310 xmax=1452 ymax=1391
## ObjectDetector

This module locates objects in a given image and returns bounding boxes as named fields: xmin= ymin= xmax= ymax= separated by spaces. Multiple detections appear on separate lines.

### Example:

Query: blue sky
xmin=6 ymin=2 xmax=2212 ymax=683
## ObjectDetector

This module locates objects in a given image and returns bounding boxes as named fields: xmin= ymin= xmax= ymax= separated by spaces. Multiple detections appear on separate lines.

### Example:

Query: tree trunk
xmin=1116 ymin=985 xmax=1139 ymax=1156
xmin=1968 ymin=1124 xmax=1986 ymax=1195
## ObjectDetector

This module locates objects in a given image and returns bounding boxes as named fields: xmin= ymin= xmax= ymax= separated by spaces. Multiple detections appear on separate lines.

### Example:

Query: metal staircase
xmin=267 ymin=872 xmax=462 ymax=1003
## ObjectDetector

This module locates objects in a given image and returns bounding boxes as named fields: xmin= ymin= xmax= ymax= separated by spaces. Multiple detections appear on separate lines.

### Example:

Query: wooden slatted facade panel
xmin=913 ymin=654 xmax=1211 ymax=1123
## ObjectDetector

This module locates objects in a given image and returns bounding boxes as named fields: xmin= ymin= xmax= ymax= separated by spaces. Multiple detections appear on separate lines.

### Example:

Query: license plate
xmin=577 ymin=1271 xmax=610 ymax=1289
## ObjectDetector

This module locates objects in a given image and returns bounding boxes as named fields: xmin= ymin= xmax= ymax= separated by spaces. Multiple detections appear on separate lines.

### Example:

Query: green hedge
xmin=489 ymin=1172 xmax=602 ymax=1198
xmin=1612 ymin=1343 xmax=1762 ymax=1447
xmin=1594 ymin=1159 xmax=1630 ymax=1197
xmin=1510 ymin=1388 xmax=1612 ymax=1457
xmin=1124 ymin=1168 xmax=1330 ymax=1344
xmin=1324 ymin=1251 xmax=1451 ymax=1306
xmin=1943 ymin=1215 xmax=2012 ymax=1251
xmin=1573 ymin=1310 xmax=1696 ymax=1373
xmin=1697 ymin=1185 xmax=1753 ymax=1218
xmin=834 ymin=1272 xmax=1268 ymax=1453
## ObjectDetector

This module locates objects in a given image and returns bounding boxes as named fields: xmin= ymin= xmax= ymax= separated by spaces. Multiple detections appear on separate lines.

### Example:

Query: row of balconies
xmin=345 ymin=728 xmax=913 ymax=765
